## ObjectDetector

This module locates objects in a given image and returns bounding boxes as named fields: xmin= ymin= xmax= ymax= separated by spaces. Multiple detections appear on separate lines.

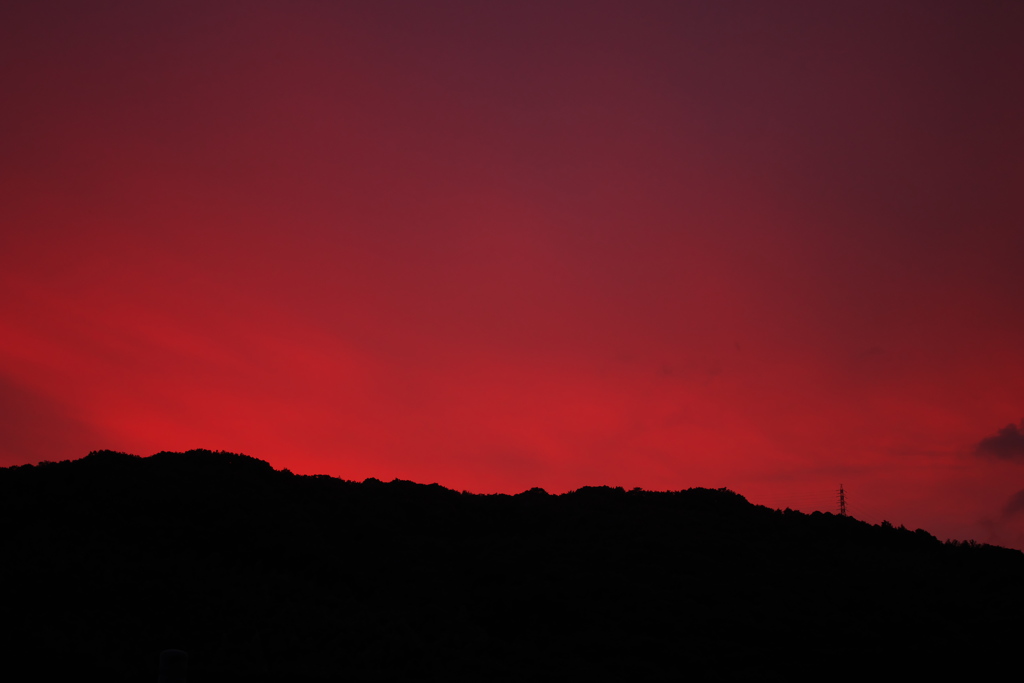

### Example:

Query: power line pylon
xmin=837 ymin=484 xmax=847 ymax=517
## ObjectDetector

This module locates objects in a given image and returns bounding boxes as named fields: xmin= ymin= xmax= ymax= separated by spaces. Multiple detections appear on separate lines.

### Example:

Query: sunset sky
xmin=2 ymin=1 xmax=1023 ymax=547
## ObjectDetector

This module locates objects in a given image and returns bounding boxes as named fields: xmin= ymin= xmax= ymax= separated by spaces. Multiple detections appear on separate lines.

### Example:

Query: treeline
xmin=2 ymin=449 xmax=1021 ymax=680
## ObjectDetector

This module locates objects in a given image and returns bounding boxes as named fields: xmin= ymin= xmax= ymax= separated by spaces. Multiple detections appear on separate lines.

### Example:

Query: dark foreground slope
xmin=3 ymin=450 xmax=1022 ymax=680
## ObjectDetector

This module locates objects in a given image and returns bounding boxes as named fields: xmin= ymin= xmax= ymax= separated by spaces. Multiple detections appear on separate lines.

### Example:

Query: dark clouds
xmin=1004 ymin=490 xmax=1024 ymax=518
xmin=975 ymin=420 xmax=1024 ymax=460
xmin=0 ymin=375 xmax=107 ymax=465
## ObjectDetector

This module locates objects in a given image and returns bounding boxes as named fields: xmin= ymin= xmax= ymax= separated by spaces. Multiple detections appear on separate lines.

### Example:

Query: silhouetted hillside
xmin=3 ymin=450 xmax=1022 ymax=680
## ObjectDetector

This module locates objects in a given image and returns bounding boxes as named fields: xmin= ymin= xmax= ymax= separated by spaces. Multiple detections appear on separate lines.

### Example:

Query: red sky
xmin=3 ymin=1 xmax=1024 ymax=546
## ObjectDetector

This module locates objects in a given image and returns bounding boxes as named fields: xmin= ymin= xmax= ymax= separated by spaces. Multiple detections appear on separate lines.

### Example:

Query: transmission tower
xmin=837 ymin=484 xmax=847 ymax=517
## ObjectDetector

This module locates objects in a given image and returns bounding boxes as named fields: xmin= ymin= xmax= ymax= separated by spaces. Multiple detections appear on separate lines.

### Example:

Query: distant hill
xmin=3 ymin=450 xmax=1021 ymax=680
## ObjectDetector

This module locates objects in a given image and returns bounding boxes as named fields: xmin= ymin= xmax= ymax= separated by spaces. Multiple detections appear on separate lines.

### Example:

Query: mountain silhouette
xmin=3 ymin=449 xmax=1021 ymax=680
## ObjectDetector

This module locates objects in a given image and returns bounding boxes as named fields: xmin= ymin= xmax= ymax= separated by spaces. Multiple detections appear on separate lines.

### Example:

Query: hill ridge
xmin=4 ymin=449 xmax=1022 ymax=679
